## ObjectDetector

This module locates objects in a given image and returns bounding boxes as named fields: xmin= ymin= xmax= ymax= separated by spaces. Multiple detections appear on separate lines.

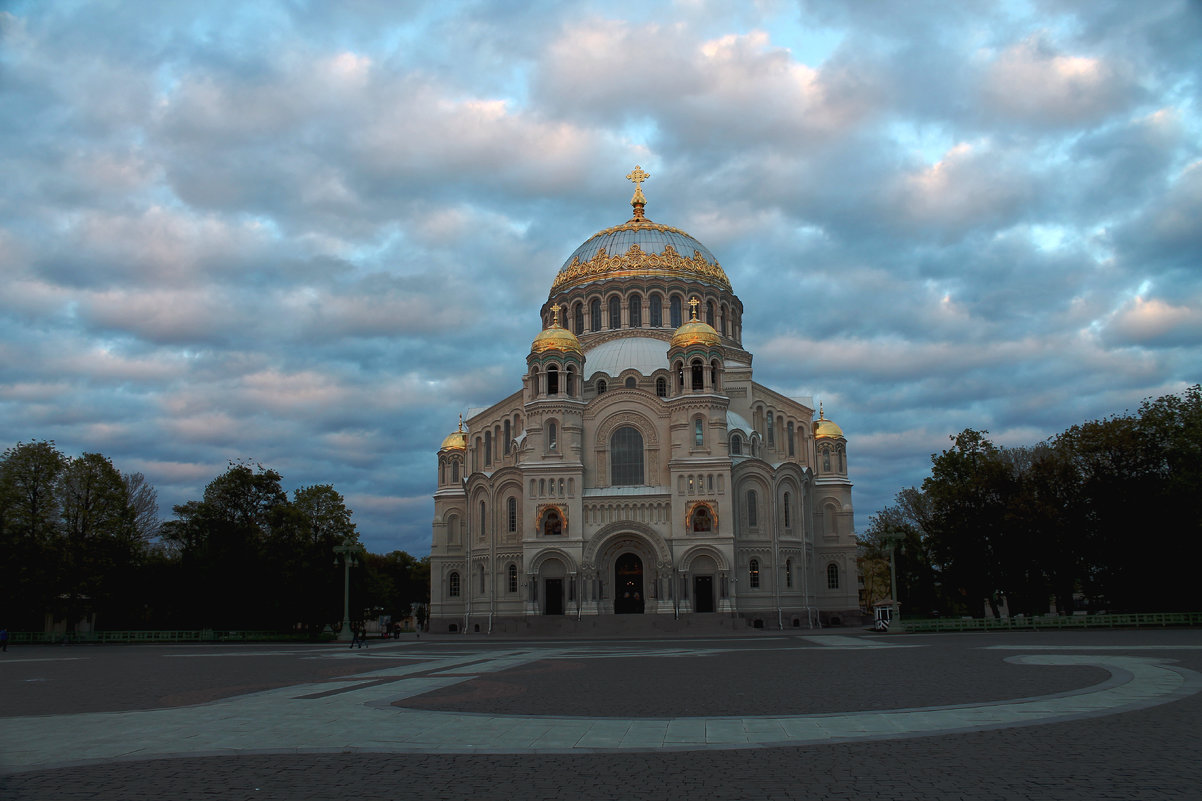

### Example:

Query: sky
xmin=2 ymin=0 xmax=1200 ymax=556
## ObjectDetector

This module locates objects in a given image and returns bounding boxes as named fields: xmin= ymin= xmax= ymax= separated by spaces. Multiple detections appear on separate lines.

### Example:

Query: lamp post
xmin=332 ymin=538 xmax=361 ymax=642
xmin=884 ymin=532 xmax=903 ymax=631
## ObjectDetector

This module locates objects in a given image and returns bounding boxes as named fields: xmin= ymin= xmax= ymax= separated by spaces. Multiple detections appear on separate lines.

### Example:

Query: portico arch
xmin=528 ymin=549 xmax=576 ymax=616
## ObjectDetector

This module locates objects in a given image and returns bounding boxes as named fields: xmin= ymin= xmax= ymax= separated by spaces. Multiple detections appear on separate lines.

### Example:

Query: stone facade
xmin=430 ymin=174 xmax=858 ymax=632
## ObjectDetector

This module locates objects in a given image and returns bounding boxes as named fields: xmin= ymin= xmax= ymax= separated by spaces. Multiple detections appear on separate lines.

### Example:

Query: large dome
xmin=550 ymin=219 xmax=731 ymax=295
xmin=549 ymin=167 xmax=731 ymax=295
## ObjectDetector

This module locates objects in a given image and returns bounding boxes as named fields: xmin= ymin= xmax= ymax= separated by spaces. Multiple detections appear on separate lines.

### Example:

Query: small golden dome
xmin=440 ymin=415 xmax=466 ymax=451
xmin=813 ymin=403 xmax=844 ymax=439
xmin=669 ymin=297 xmax=721 ymax=350
xmin=530 ymin=303 xmax=582 ymax=356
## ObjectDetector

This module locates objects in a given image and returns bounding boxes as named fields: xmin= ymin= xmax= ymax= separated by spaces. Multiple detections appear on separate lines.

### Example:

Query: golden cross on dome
xmin=627 ymin=165 xmax=650 ymax=218
xmin=688 ymin=296 xmax=700 ymax=320
xmin=458 ymin=413 xmax=464 ymax=432
xmin=549 ymin=303 xmax=562 ymax=327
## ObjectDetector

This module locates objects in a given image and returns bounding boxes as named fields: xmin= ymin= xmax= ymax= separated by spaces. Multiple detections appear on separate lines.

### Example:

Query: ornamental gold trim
xmin=550 ymin=241 xmax=731 ymax=294
xmin=685 ymin=500 xmax=718 ymax=533
xmin=535 ymin=504 xmax=568 ymax=537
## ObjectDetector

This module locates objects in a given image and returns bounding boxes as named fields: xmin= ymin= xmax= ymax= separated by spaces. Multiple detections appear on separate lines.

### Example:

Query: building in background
xmin=430 ymin=168 xmax=858 ymax=633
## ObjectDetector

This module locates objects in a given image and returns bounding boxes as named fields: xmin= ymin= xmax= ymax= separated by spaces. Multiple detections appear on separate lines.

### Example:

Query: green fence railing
xmin=898 ymin=611 xmax=1202 ymax=633
xmin=6 ymin=630 xmax=335 ymax=644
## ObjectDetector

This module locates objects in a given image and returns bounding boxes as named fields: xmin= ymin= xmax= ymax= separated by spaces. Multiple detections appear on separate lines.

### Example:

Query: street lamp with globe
xmin=332 ymin=538 xmax=363 ymax=642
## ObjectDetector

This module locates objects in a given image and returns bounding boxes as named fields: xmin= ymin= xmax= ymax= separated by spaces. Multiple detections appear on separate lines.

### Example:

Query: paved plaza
xmin=1 ymin=628 xmax=1200 ymax=800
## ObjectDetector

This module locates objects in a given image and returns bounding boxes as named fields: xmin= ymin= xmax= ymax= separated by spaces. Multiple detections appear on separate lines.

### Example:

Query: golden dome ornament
xmin=530 ymin=303 xmax=583 ymax=356
xmin=813 ymin=402 xmax=844 ymax=439
xmin=440 ymin=414 xmax=467 ymax=451
xmin=669 ymin=296 xmax=722 ymax=350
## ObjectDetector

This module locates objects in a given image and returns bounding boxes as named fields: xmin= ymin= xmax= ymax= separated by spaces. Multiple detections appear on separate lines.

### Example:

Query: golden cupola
xmin=440 ymin=415 xmax=466 ymax=451
xmin=549 ymin=165 xmax=731 ymax=295
xmin=813 ymin=403 xmax=844 ymax=439
xmin=670 ymin=297 xmax=722 ymax=350
xmin=530 ymin=303 xmax=583 ymax=356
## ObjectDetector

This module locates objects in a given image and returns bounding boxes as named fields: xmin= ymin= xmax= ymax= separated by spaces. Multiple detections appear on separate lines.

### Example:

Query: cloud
xmin=1 ymin=0 xmax=1199 ymax=556
xmin=981 ymin=35 xmax=1138 ymax=127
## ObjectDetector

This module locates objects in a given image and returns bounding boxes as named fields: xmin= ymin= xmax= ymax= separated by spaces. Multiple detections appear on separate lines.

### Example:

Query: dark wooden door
xmin=694 ymin=575 xmax=714 ymax=613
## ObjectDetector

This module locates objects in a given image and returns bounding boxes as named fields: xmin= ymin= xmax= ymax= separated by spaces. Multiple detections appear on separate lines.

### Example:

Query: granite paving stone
xmin=0 ymin=629 xmax=1199 ymax=800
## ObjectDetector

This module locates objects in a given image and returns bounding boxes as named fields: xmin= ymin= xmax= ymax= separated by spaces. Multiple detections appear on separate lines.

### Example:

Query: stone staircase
xmin=477 ymin=613 xmax=751 ymax=638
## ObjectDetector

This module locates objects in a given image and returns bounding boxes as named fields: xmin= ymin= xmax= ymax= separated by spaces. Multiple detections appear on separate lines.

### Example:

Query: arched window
xmin=747 ymin=490 xmax=758 ymax=527
xmin=787 ymin=422 xmax=795 ymax=457
xmin=596 ymin=379 xmax=607 ymax=394
xmin=691 ymin=359 xmax=704 ymax=390
xmin=710 ymin=359 xmax=719 ymax=390
xmin=566 ymin=366 xmax=576 ymax=397
xmin=573 ymin=302 xmax=583 ymax=334
xmin=650 ymin=294 xmax=663 ymax=327
xmin=786 ymin=558 xmax=793 ymax=588
xmin=656 ymin=377 xmax=667 ymax=397
xmin=484 ymin=431 xmax=492 ymax=465
xmin=706 ymin=300 xmax=715 ymax=326
xmin=507 ymin=496 xmax=517 ymax=533
xmin=720 ymin=307 xmax=727 ymax=336
xmin=823 ymin=446 xmax=831 ymax=472
xmin=608 ymin=295 xmax=621 ymax=329
xmin=547 ymin=364 xmax=559 ymax=395
xmin=694 ymin=418 xmax=704 ymax=447
xmin=827 ymin=563 xmax=840 ymax=589
xmin=452 ymin=459 xmax=459 ymax=482
xmin=670 ymin=296 xmax=682 ymax=328
xmin=749 ymin=559 xmax=760 ymax=588
xmin=730 ymin=434 xmax=742 ymax=455
xmin=504 ymin=420 xmax=511 ymax=455
xmin=625 ymin=376 xmax=637 ymax=389
xmin=448 ymin=572 xmax=460 ymax=597
xmin=610 ymin=426 xmax=645 ymax=485
xmin=530 ymin=368 xmax=539 ymax=397
xmin=766 ymin=414 xmax=774 ymax=447
xmin=629 ymin=294 xmax=642 ymax=327
xmin=548 ymin=421 xmax=557 ymax=450
xmin=590 ymin=299 xmax=601 ymax=332
xmin=508 ymin=563 xmax=518 ymax=593
xmin=838 ymin=446 xmax=845 ymax=472
xmin=479 ymin=500 xmax=487 ymax=538
xmin=479 ymin=564 xmax=485 ymax=593
xmin=783 ymin=492 xmax=791 ymax=528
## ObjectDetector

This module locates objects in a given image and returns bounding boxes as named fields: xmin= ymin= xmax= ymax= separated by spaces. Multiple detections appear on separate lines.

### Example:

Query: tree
xmin=161 ymin=462 xmax=289 ymax=628
xmin=861 ymin=501 xmax=942 ymax=617
xmin=920 ymin=429 xmax=1020 ymax=617
xmin=0 ymin=441 xmax=67 ymax=628
xmin=123 ymin=472 xmax=160 ymax=543
xmin=56 ymin=453 xmax=135 ymax=631
xmin=282 ymin=484 xmax=358 ymax=633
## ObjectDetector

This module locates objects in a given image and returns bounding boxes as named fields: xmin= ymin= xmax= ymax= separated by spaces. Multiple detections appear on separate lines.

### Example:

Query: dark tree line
xmin=861 ymin=385 xmax=1201 ymax=617
xmin=0 ymin=446 xmax=428 ymax=633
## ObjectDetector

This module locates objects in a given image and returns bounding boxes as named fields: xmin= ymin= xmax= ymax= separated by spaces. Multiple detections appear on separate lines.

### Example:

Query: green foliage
xmin=2 ymin=445 xmax=432 ymax=634
xmin=878 ymin=385 xmax=1202 ymax=616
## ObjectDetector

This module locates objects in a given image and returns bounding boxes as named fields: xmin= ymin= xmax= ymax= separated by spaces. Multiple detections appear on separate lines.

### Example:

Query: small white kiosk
xmin=873 ymin=599 xmax=901 ymax=632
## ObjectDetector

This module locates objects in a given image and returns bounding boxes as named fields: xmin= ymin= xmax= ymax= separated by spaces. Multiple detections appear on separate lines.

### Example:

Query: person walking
xmin=0 ymin=627 xmax=9 ymax=652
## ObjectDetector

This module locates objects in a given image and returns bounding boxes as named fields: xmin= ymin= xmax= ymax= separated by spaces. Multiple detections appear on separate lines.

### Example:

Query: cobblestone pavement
xmin=1 ymin=629 xmax=1200 ymax=800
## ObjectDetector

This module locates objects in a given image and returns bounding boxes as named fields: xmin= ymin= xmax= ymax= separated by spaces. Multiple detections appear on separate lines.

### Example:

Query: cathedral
xmin=429 ymin=168 xmax=859 ymax=633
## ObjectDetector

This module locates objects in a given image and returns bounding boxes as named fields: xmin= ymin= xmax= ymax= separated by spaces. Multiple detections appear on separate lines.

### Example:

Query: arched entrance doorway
xmin=691 ymin=554 xmax=717 ymax=613
xmin=541 ymin=557 xmax=566 ymax=616
xmin=614 ymin=552 xmax=644 ymax=614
